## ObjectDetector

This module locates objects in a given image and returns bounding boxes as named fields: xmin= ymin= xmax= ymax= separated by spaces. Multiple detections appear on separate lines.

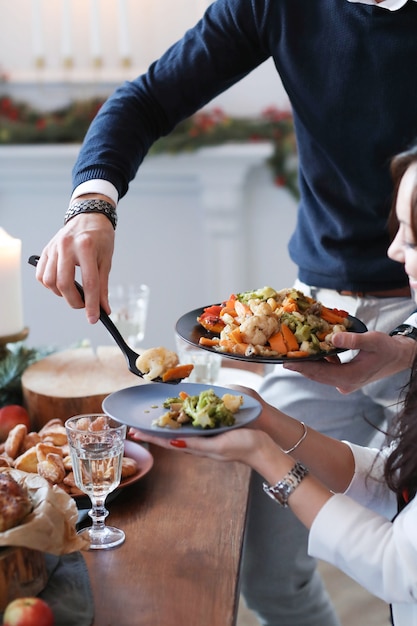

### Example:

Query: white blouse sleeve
xmin=308 ymin=444 xmax=417 ymax=603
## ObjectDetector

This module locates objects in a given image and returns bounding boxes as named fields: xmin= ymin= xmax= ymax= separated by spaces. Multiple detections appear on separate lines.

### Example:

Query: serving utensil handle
xmin=27 ymin=255 xmax=143 ymax=377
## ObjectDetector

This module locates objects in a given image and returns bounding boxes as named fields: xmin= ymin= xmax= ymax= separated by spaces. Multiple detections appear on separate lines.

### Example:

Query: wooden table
xmin=83 ymin=444 xmax=252 ymax=626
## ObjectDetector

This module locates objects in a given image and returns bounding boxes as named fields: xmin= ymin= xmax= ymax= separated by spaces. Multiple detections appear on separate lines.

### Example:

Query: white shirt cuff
xmin=70 ymin=180 xmax=119 ymax=206
xmin=403 ymin=311 xmax=417 ymax=328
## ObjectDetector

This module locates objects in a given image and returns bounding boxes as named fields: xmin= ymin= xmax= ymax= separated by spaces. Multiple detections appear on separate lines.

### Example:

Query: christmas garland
xmin=0 ymin=96 xmax=299 ymax=198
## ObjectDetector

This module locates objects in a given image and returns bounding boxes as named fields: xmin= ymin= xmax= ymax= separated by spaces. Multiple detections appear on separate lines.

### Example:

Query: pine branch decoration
xmin=0 ymin=343 xmax=54 ymax=407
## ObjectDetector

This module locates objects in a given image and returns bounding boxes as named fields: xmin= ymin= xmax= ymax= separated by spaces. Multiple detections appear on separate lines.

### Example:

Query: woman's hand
xmin=284 ymin=330 xmax=417 ymax=393
xmin=130 ymin=427 xmax=257 ymax=463
xmin=36 ymin=209 xmax=115 ymax=324
xmin=129 ymin=425 xmax=275 ymax=470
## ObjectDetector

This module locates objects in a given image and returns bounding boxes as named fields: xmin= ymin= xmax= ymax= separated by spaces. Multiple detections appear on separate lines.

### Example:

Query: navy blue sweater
xmin=73 ymin=0 xmax=417 ymax=292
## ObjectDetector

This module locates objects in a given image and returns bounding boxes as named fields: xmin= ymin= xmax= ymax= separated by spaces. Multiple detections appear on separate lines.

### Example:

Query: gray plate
xmin=102 ymin=382 xmax=262 ymax=438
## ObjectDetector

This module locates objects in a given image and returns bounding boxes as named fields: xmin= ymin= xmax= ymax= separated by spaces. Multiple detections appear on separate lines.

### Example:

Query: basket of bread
xmin=0 ymin=466 xmax=88 ymax=612
xmin=0 ymin=417 xmax=93 ymax=612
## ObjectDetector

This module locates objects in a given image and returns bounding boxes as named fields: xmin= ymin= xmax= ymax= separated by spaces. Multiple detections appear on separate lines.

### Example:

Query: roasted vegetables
xmin=153 ymin=389 xmax=243 ymax=430
xmin=196 ymin=287 xmax=351 ymax=358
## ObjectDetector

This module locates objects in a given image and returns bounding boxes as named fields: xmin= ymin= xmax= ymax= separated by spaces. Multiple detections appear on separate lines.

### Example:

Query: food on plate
xmin=0 ymin=473 xmax=32 ymax=532
xmin=0 ymin=418 xmax=139 ymax=497
xmin=154 ymin=388 xmax=244 ymax=430
xmin=0 ymin=405 xmax=31 ymax=443
xmin=121 ymin=456 xmax=139 ymax=478
xmin=197 ymin=286 xmax=352 ymax=358
xmin=136 ymin=346 xmax=194 ymax=381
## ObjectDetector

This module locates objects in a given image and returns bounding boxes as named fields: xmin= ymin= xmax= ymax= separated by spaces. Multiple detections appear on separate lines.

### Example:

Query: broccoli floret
xmin=162 ymin=396 xmax=182 ymax=408
xmin=182 ymin=389 xmax=236 ymax=429
xmin=236 ymin=286 xmax=278 ymax=303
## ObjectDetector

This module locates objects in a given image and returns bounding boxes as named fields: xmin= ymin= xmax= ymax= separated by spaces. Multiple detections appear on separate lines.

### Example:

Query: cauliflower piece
xmin=249 ymin=300 xmax=274 ymax=316
xmin=136 ymin=347 xmax=179 ymax=381
xmin=222 ymin=393 xmax=243 ymax=413
xmin=239 ymin=314 xmax=279 ymax=346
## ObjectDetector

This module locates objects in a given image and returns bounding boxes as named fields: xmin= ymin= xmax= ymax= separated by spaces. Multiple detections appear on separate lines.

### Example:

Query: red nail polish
xmin=170 ymin=439 xmax=187 ymax=448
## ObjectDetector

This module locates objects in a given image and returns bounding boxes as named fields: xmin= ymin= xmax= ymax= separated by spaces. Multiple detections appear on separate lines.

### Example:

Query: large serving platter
xmin=175 ymin=306 xmax=367 ymax=364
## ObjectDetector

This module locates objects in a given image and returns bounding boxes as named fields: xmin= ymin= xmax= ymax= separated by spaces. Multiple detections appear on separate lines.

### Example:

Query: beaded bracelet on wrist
xmin=389 ymin=324 xmax=417 ymax=341
xmin=64 ymin=198 xmax=118 ymax=230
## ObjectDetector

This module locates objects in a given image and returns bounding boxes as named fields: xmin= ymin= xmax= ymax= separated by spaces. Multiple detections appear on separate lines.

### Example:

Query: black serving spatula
xmin=28 ymin=255 xmax=182 ymax=384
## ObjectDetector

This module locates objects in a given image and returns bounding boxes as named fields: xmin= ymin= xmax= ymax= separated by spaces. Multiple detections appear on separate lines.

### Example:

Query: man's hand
xmin=35 ymin=210 xmax=115 ymax=324
xmin=283 ymin=330 xmax=417 ymax=393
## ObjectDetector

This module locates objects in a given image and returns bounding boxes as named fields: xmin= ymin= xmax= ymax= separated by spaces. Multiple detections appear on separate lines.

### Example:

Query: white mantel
xmin=0 ymin=144 xmax=297 ymax=352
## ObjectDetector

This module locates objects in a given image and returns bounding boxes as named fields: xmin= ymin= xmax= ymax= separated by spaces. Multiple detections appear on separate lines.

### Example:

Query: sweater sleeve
xmin=72 ymin=0 xmax=271 ymax=198
xmin=308 ymin=444 xmax=417 ymax=604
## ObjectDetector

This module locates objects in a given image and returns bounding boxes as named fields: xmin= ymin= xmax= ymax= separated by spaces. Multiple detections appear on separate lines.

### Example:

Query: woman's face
xmin=388 ymin=163 xmax=417 ymax=300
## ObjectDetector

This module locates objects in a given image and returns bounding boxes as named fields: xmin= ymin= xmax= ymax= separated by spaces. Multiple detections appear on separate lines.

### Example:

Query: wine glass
xmin=65 ymin=414 xmax=127 ymax=550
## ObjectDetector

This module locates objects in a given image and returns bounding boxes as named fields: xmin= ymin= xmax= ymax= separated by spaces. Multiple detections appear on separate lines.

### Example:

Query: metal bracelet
xmin=389 ymin=324 xmax=417 ymax=342
xmin=64 ymin=198 xmax=118 ymax=230
xmin=281 ymin=421 xmax=308 ymax=454
xmin=263 ymin=461 xmax=309 ymax=507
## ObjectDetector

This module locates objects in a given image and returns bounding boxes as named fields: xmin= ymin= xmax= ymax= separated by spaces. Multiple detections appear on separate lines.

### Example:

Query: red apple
xmin=0 ymin=405 xmax=31 ymax=442
xmin=2 ymin=597 xmax=54 ymax=626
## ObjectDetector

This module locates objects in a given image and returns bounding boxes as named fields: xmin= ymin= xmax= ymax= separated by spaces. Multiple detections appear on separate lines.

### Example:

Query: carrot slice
xmin=281 ymin=323 xmax=299 ymax=351
xmin=219 ymin=339 xmax=250 ymax=355
xmin=229 ymin=327 xmax=244 ymax=344
xmin=281 ymin=297 xmax=298 ymax=312
xmin=162 ymin=364 xmax=194 ymax=382
xmin=320 ymin=308 xmax=347 ymax=325
xmin=220 ymin=306 xmax=238 ymax=318
xmin=179 ymin=390 xmax=189 ymax=400
xmin=286 ymin=350 xmax=310 ymax=358
xmin=268 ymin=330 xmax=288 ymax=354
xmin=199 ymin=337 xmax=220 ymax=347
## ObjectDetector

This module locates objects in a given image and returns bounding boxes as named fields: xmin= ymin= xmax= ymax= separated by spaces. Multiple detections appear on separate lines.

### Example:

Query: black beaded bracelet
xmin=64 ymin=198 xmax=118 ymax=230
xmin=389 ymin=324 xmax=417 ymax=341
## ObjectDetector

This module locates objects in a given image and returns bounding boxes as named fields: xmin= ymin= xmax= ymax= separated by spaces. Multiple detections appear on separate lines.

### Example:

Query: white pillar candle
xmin=0 ymin=228 xmax=24 ymax=338
xmin=118 ymin=0 xmax=131 ymax=62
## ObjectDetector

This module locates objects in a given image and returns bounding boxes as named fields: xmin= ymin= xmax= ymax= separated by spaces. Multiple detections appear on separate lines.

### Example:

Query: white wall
xmin=0 ymin=1 xmax=290 ymax=115
xmin=0 ymin=145 xmax=297 ymax=353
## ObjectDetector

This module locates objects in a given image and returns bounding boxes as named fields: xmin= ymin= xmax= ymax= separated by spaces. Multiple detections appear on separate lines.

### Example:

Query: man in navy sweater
xmin=37 ymin=1 xmax=417 ymax=624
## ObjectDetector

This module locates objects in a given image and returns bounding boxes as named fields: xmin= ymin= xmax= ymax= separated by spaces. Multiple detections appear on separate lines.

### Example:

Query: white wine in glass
xmin=66 ymin=414 xmax=127 ymax=550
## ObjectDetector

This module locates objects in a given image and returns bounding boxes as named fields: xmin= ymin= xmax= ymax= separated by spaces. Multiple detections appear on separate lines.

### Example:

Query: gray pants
xmin=240 ymin=285 xmax=415 ymax=626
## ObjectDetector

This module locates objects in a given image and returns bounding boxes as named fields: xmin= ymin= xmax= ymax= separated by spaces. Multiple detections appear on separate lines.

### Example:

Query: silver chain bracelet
xmin=64 ymin=198 xmax=118 ymax=230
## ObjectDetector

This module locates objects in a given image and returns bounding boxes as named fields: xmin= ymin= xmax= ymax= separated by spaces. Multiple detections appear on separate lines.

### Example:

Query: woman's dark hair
xmin=384 ymin=144 xmax=417 ymax=499
xmin=388 ymin=144 xmax=417 ymax=241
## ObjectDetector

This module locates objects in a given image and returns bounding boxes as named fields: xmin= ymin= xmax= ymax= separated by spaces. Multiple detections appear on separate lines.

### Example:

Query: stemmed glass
xmin=65 ymin=414 xmax=127 ymax=550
